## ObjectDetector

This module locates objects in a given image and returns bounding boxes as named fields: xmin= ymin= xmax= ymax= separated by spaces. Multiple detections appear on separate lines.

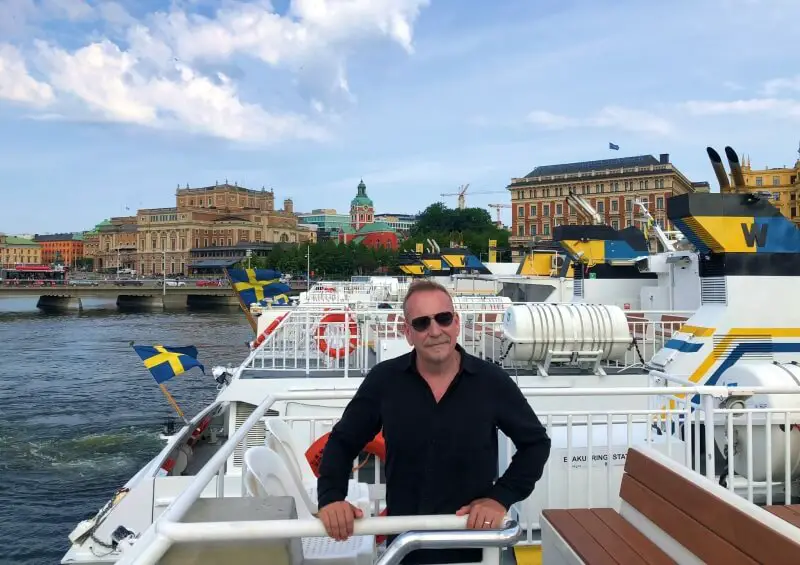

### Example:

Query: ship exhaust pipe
xmin=706 ymin=147 xmax=731 ymax=191
xmin=725 ymin=146 xmax=746 ymax=192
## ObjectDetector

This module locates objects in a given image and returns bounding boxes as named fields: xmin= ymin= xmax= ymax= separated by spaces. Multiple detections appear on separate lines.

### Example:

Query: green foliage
xmin=247 ymin=202 xmax=511 ymax=276
xmin=404 ymin=203 xmax=509 ymax=255
xmin=249 ymin=240 xmax=399 ymax=279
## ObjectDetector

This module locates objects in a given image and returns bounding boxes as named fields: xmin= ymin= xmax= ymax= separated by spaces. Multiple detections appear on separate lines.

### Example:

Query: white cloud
xmin=681 ymin=98 xmax=800 ymax=121
xmin=34 ymin=39 xmax=327 ymax=142
xmin=526 ymin=105 xmax=674 ymax=136
xmin=762 ymin=75 xmax=800 ymax=96
xmin=0 ymin=44 xmax=54 ymax=107
xmin=0 ymin=0 xmax=429 ymax=143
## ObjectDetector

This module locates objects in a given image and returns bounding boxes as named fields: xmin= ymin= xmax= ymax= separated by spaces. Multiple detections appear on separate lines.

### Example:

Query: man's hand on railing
xmin=456 ymin=498 xmax=507 ymax=529
xmin=317 ymin=500 xmax=364 ymax=541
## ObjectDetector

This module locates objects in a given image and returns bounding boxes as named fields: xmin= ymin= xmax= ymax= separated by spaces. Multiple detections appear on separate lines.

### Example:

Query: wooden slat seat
xmin=543 ymin=508 xmax=675 ymax=565
xmin=540 ymin=446 xmax=800 ymax=564
xmin=765 ymin=505 xmax=800 ymax=528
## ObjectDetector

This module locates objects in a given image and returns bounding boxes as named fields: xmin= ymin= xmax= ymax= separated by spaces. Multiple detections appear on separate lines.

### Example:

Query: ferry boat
xmin=61 ymin=146 xmax=800 ymax=565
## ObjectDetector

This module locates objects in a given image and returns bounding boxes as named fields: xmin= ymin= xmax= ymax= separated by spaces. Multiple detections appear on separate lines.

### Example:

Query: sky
xmin=2 ymin=0 xmax=800 ymax=234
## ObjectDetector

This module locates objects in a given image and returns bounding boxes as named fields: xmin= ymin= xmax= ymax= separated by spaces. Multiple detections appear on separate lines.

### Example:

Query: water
xmin=0 ymin=298 xmax=252 ymax=564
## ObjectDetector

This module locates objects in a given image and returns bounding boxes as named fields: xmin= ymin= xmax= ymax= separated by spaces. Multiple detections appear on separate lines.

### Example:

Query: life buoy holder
xmin=252 ymin=314 xmax=287 ymax=349
xmin=305 ymin=431 xmax=388 ymax=542
xmin=315 ymin=312 xmax=359 ymax=358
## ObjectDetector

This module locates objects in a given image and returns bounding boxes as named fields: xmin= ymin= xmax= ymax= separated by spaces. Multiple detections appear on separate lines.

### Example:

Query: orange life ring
xmin=315 ymin=313 xmax=359 ymax=358
xmin=305 ymin=431 xmax=388 ymax=542
xmin=252 ymin=314 xmax=287 ymax=349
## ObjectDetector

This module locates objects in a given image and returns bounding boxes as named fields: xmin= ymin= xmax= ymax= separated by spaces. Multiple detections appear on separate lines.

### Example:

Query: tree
xmin=404 ymin=203 xmax=509 ymax=257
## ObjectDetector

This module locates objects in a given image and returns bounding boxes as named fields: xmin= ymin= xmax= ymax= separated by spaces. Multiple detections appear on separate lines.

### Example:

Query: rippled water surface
xmin=0 ymin=298 xmax=251 ymax=564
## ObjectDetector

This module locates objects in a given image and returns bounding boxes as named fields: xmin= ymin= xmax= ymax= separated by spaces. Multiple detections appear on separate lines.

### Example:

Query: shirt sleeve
xmin=485 ymin=371 xmax=551 ymax=510
xmin=316 ymin=367 xmax=384 ymax=508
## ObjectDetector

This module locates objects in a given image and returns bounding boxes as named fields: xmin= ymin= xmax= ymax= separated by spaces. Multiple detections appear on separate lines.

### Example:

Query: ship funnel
xmin=725 ymin=146 xmax=746 ymax=192
xmin=706 ymin=147 xmax=731 ymax=191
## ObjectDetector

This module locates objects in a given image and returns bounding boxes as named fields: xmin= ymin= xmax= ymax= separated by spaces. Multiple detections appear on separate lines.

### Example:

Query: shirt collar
xmin=405 ymin=343 xmax=477 ymax=375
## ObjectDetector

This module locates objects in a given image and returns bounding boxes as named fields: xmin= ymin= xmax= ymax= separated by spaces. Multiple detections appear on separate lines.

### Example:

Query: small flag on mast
xmin=609 ymin=142 xmax=620 ymax=151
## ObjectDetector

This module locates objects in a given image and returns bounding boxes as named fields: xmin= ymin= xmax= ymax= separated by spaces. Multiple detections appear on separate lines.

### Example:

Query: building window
xmin=517 ymin=205 xmax=524 ymax=217
xmin=596 ymin=201 xmax=604 ymax=213
xmin=612 ymin=220 xmax=619 ymax=230
xmin=774 ymin=176 xmax=780 ymax=186
xmin=543 ymin=205 xmax=550 ymax=216
xmin=543 ymin=224 xmax=550 ymax=236
xmin=756 ymin=177 xmax=763 ymax=186
xmin=656 ymin=197 xmax=664 ymax=210
xmin=517 ymin=225 xmax=524 ymax=236
xmin=530 ymin=205 xmax=537 ymax=216
xmin=531 ymin=224 xmax=537 ymax=236
xmin=611 ymin=200 xmax=619 ymax=212
xmin=556 ymin=203 xmax=562 ymax=215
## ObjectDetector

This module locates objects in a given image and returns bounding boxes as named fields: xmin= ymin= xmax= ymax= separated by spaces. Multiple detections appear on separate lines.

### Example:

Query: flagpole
xmin=159 ymin=383 xmax=190 ymax=425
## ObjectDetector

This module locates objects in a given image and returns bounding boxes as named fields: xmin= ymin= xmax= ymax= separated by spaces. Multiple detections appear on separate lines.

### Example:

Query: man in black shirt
xmin=316 ymin=280 xmax=551 ymax=563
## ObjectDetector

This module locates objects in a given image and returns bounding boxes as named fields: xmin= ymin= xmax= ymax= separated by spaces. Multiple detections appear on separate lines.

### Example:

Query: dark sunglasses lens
xmin=411 ymin=316 xmax=431 ymax=331
xmin=434 ymin=312 xmax=454 ymax=326
xmin=410 ymin=312 xmax=454 ymax=331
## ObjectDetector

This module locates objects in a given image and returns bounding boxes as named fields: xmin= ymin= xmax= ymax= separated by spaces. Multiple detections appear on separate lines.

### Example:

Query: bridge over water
xmin=0 ymin=281 xmax=308 ymax=312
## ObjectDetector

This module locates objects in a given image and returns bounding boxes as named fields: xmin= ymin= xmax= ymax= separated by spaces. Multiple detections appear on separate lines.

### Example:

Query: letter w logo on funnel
xmin=741 ymin=223 xmax=769 ymax=248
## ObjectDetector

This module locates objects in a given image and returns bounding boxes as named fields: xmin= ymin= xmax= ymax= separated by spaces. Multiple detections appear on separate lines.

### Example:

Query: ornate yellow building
xmin=136 ymin=182 xmax=312 ymax=275
xmin=725 ymin=150 xmax=800 ymax=220
xmin=0 ymin=235 xmax=42 ymax=267
xmin=97 ymin=216 xmax=138 ymax=273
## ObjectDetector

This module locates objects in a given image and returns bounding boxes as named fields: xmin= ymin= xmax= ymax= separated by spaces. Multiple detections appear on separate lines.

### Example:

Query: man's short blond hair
xmin=402 ymin=279 xmax=453 ymax=317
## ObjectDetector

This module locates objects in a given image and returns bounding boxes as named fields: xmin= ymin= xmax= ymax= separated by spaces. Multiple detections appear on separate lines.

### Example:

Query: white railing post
xmin=702 ymin=393 xmax=716 ymax=481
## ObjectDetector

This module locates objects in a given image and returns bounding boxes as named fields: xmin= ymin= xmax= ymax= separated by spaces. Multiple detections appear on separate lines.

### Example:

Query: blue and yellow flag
xmin=132 ymin=345 xmax=205 ymax=385
xmin=225 ymin=268 xmax=292 ymax=330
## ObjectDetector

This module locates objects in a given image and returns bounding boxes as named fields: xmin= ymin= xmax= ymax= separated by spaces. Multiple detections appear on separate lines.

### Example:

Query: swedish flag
xmin=132 ymin=345 xmax=205 ymax=385
xmin=225 ymin=268 xmax=292 ymax=307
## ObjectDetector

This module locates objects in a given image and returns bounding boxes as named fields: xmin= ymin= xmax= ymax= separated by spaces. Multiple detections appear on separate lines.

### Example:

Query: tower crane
xmin=487 ymin=203 xmax=511 ymax=226
xmin=440 ymin=184 xmax=507 ymax=209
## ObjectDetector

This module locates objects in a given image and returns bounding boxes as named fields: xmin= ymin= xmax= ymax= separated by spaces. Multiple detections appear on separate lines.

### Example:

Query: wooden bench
xmin=541 ymin=445 xmax=800 ymax=564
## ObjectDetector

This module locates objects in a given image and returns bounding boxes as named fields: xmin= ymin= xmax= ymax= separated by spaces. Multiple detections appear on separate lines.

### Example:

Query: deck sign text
xmin=559 ymin=447 xmax=629 ymax=469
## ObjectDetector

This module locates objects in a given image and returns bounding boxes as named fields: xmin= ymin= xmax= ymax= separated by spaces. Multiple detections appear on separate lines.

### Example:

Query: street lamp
xmin=162 ymin=249 xmax=166 ymax=296
xmin=306 ymin=245 xmax=310 ymax=290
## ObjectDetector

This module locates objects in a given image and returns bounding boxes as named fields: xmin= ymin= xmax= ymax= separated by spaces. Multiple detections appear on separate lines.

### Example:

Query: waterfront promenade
xmin=0 ymin=280 xmax=308 ymax=311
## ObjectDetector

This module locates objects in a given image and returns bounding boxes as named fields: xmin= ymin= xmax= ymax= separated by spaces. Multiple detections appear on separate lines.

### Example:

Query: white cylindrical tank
xmin=712 ymin=362 xmax=800 ymax=483
xmin=501 ymin=303 xmax=632 ymax=362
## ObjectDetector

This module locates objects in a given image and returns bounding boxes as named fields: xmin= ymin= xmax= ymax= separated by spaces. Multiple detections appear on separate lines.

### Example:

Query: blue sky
xmin=2 ymin=0 xmax=800 ymax=234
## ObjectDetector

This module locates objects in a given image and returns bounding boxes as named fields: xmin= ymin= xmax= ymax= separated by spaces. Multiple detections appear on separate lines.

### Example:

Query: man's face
xmin=403 ymin=289 xmax=460 ymax=365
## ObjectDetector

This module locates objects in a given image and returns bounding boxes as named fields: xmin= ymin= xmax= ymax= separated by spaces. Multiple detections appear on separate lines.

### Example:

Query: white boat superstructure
xmin=62 ymin=155 xmax=800 ymax=564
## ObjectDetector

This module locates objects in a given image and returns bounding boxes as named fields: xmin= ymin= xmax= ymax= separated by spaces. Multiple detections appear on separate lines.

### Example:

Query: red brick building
xmin=33 ymin=233 xmax=84 ymax=266
xmin=338 ymin=180 xmax=399 ymax=250
xmin=507 ymin=153 xmax=707 ymax=260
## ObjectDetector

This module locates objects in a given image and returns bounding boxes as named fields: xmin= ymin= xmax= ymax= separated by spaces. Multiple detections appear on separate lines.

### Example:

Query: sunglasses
xmin=409 ymin=311 xmax=455 ymax=332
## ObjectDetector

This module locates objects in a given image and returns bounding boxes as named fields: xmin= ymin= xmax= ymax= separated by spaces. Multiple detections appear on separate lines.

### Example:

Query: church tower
xmin=350 ymin=179 xmax=374 ymax=230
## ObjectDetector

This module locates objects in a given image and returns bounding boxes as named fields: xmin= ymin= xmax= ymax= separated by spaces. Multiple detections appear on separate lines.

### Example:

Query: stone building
xmin=136 ymin=182 xmax=312 ymax=275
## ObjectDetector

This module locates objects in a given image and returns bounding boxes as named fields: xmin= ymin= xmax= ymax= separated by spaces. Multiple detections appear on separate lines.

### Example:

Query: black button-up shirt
xmin=317 ymin=344 xmax=552 ymax=564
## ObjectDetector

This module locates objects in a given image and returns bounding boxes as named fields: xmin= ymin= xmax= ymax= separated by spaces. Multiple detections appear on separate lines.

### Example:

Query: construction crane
xmin=440 ymin=184 xmax=507 ymax=210
xmin=487 ymin=203 xmax=511 ymax=226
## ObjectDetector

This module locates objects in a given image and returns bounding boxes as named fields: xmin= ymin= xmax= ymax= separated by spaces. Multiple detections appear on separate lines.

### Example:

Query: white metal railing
xmin=116 ymin=385 xmax=800 ymax=563
xmin=240 ymin=304 xmax=692 ymax=376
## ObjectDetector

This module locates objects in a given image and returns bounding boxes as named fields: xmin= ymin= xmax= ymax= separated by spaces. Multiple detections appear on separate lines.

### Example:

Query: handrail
xmin=376 ymin=519 xmax=523 ymax=565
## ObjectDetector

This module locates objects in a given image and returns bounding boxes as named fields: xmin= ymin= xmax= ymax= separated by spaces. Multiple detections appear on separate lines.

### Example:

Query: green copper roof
xmin=350 ymin=179 xmax=373 ymax=207
xmin=356 ymin=221 xmax=396 ymax=234
xmin=4 ymin=236 xmax=38 ymax=246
